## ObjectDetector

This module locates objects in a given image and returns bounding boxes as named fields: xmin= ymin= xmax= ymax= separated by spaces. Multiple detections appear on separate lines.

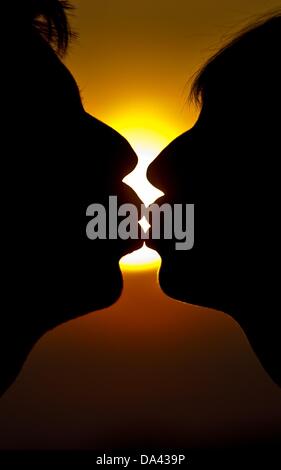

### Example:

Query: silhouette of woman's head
xmin=148 ymin=13 xmax=281 ymax=385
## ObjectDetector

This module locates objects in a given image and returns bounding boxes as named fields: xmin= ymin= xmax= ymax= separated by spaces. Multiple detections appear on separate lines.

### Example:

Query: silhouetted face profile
xmin=148 ymin=14 xmax=281 ymax=385
xmin=28 ymin=0 xmax=139 ymax=317
xmin=1 ymin=0 xmax=139 ymax=394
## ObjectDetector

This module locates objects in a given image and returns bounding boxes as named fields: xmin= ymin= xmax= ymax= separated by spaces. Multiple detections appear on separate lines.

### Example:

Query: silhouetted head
xmin=12 ymin=1 xmax=140 ymax=323
xmin=1 ymin=0 xmax=141 ymax=395
xmin=148 ymin=13 xmax=281 ymax=385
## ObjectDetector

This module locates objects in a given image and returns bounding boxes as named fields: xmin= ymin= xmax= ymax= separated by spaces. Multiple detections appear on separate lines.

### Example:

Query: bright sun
xmin=109 ymin=111 xmax=177 ymax=270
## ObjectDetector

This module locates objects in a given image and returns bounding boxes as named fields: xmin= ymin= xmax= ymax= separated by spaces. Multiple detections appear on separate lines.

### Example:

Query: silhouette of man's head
xmin=148 ymin=13 xmax=281 ymax=385
xmin=1 ymin=0 xmax=141 ymax=395
xmin=29 ymin=0 xmax=140 ymax=313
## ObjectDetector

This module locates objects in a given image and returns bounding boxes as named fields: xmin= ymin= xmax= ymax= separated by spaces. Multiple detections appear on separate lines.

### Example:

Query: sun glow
xmin=122 ymin=128 xmax=166 ymax=208
xmin=110 ymin=109 xmax=178 ymax=270
xmin=120 ymin=243 xmax=161 ymax=271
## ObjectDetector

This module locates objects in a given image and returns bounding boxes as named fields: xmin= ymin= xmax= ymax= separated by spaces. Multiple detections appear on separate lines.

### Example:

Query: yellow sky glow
xmin=113 ymin=111 xmax=179 ymax=269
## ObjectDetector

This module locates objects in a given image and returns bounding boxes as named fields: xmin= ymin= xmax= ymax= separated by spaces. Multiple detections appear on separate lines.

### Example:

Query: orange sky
xmin=66 ymin=0 xmax=281 ymax=146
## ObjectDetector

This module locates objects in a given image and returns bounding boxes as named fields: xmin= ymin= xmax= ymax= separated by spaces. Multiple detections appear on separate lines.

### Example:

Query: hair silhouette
xmin=148 ymin=12 xmax=281 ymax=386
xmin=31 ymin=0 xmax=74 ymax=55
xmin=190 ymin=12 xmax=281 ymax=107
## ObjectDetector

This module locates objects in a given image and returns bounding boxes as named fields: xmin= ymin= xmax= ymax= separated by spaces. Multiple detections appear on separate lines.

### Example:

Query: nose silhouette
xmin=147 ymin=128 xmax=201 ymax=203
